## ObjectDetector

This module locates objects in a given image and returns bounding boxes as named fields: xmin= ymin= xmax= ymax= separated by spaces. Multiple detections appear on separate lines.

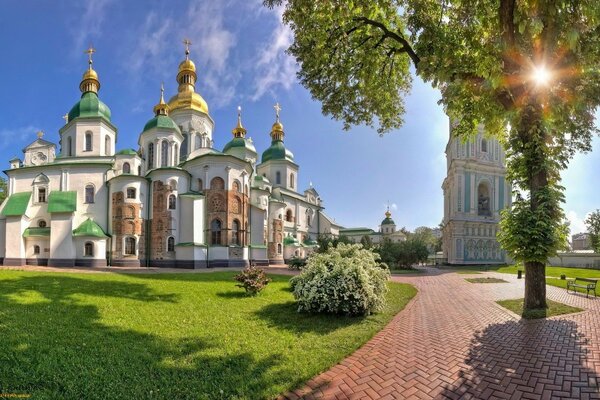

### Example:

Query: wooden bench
xmin=566 ymin=277 xmax=597 ymax=298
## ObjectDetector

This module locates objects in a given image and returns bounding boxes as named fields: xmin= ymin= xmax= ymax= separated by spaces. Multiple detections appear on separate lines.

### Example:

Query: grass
xmin=455 ymin=270 xmax=482 ymax=275
xmin=497 ymin=298 xmax=583 ymax=319
xmin=390 ymin=268 xmax=426 ymax=275
xmin=497 ymin=265 xmax=600 ymax=279
xmin=545 ymin=277 xmax=598 ymax=297
xmin=466 ymin=277 xmax=508 ymax=283
xmin=0 ymin=270 xmax=416 ymax=399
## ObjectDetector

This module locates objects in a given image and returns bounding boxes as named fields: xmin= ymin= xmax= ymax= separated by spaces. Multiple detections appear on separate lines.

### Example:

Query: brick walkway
xmin=282 ymin=270 xmax=600 ymax=399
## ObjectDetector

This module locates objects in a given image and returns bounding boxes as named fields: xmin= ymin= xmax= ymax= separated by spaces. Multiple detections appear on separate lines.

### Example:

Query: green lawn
xmin=497 ymin=265 xmax=600 ymax=279
xmin=0 ymin=270 xmax=416 ymax=399
xmin=465 ymin=277 xmax=508 ymax=284
xmin=455 ymin=270 xmax=482 ymax=275
xmin=390 ymin=268 xmax=426 ymax=275
xmin=497 ymin=298 xmax=583 ymax=319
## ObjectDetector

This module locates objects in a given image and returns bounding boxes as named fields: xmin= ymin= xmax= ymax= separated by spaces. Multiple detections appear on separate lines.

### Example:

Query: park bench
xmin=566 ymin=277 xmax=597 ymax=298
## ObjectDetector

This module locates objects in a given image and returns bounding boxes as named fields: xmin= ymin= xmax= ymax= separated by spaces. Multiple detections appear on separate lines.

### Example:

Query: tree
xmin=412 ymin=226 xmax=440 ymax=254
xmin=265 ymin=0 xmax=600 ymax=311
xmin=0 ymin=177 xmax=6 ymax=205
xmin=585 ymin=210 xmax=600 ymax=252
xmin=360 ymin=234 xmax=373 ymax=249
xmin=376 ymin=238 xmax=429 ymax=269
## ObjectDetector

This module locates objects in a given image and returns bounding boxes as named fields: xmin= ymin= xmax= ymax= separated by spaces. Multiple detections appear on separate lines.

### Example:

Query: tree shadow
xmin=255 ymin=301 xmax=367 ymax=335
xmin=0 ymin=274 xmax=289 ymax=399
xmin=440 ymin=319 xmax=600 ymax=398
xmin=215 ymin=290 xmax=249 ymax=299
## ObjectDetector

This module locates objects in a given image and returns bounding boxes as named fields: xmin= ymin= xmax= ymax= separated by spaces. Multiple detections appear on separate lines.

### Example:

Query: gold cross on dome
xmin=84 ymin=45 xmax=95 ymax=67
xmin=274 ymin=102 xmax=281 ymax=121
xmin=237 ymin=105 xmax=242 ymax=117
xmin=183 ymin=38 xmax=192 ymax=58
xmin=36 ymin=130 xmax=44 ymax=139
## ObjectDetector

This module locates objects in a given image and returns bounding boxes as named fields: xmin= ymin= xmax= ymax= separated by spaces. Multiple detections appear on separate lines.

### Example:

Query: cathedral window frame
xmin=147 ymin=143 xmax=154 ymax=169
xmin=285 ymin=209 xmax=293 ymax=222
xmin=276 ymin=171 xmax=281 ymax=185
xmin=123 ymin=162 xmax=131 ymax=174
xmin=67 ymin=137 xmax=73 ymax=156
xmin=161 ymin=141 xmax=169 ymax=167
xmin=84 ymin=131 xmax=93 ymax=152
xmin=167 ymin=236 xmax=175 ymax=252
xmin=126 ymin=187 xmax=136 ymax=200
xmin=211 ymin=218 xmax=223 ymax=245
xmin=124 ymin=236 xmax=136 ymax=256
xmin=210 ymin=177 xmax=225 ymax=190
xmin=232 ymin=180 xmax=241 ymax=193
xmin=481 ymin=138 xmax=488 ymax=153
xmin=84 ymin=184 xmax=95 ymax=204
xmin=232 ymin=219 xmax=241 ymax=246
xmin=33 ymin=245 xmax=41 ymax=255
xmin=84 ymin=242 xmax=94 ymax=257
xmin=32 ymin=173 xmax=49 ymax=204
xmin=168 ymin=194 xmax=177 ymax=210
xmin=290 ymin=173 xmax=295 ymax=189
xmin=104 ymin=135 xmax=111 ymax=155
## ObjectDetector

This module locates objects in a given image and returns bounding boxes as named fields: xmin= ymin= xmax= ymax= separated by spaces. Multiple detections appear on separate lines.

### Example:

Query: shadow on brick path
xmin=440 ymin=319 xmax=600 ymax=399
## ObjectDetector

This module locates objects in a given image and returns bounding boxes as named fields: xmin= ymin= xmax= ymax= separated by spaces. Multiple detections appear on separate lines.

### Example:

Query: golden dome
xmin=168 ymin=91 xmax=209 ymax=114
xmin=178 ymin=58 xmax=196 ymax=73
xmin=168 ymin=39 xmax=208 ymax=114
xmin=80 ymin=46 xmax=100 ymax=93
xmin=82 ymin=68 xmax=98 ymax=81
xmin=272 ymin=121 xmax=284 ymax=132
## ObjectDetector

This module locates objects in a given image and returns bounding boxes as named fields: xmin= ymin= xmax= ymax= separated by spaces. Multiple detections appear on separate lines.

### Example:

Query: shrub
xmin=234 ymin=266 xmax=271 ymax=295
xmin=288 ymin=256 xmax=307 ymax=270
xmin=290 ymin=243 xmax=390 ymax=315
xmin=376 ymin=238 xmax=429 ymax=269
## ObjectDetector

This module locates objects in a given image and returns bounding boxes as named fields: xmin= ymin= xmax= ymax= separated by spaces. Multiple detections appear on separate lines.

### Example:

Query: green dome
xmin=261 ymin=140 xmax=294 ymax=163
xmin=284 ymin=235 xmax=300 ymax=246
xmin=223 ymin=137 xmax=257 ymax=154
xmin=116 ymin=148 xmax=138 ymax=156
xmin=142 ymin=115 xmax=181 ymax=133
xmin=381 ymin=217 xmax=395 ymax=225
xmin=72 ymin=218 xmax=108 ymax=238
xmin=68 ymin=92 xmax=112 ymax=123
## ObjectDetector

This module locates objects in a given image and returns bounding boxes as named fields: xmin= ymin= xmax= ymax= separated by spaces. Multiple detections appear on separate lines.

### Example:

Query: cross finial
xmin=62 ymin=113 xmax=69 ymax=124
xmin=274 ymin=102 xmax=281 ymax=121
xmin=237 ymin=105 xmax=242 ymax=118
xmin=36 ymin=130 xmax=44 ymax=139
xmin=84 ymin=45 xmax=95 ymax=69
xmin=160 ymin=81 xmax=165 ymax=101
xmin=183 ymin=38 xmax=192 ymax=59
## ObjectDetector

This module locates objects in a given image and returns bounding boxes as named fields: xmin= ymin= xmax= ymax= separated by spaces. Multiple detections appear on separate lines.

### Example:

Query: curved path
xmin=281 ymin=270 xmax=600 ymax=399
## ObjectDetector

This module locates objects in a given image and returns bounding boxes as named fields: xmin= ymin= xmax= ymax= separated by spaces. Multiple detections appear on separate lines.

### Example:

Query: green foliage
xmin=288 ymin=256 xmax=307 ymax=270
xmin=291 ymin=244 xmax=391 ymax=315
xmin=0 ymin=177 xmax=6 ymax=205
xmin=234 ymin=266 xmax=271 ymax=295
xmin=360 ymin=234 xmax=373 ymax=249
xmin=316 ymin=234 xmax=353 ymax=253
xmin=412 ymin=226 xmax=441 ymax=254
xmin=584 ymin=210 xmax=600 ymax=252
xmin=266 ymin=0 xmax=600 ymax=309
xmin=0 ymin=270 xmax=416 ymax=399
xmin=376 ymin=238 xmax=429 ymax=269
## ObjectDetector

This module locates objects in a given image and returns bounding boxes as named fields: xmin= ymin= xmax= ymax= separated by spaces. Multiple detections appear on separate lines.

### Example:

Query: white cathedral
xmin=441 ymin=121 xmax=511 ymax=264
xmin=0 ymin=46 xmax=341 ymax=268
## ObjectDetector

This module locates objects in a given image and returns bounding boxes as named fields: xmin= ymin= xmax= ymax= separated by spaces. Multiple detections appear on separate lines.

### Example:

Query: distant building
xmin=340 ymin=209 xmax=407 ymax=244
xmin=572 ymin=233 xmax=592 ymax=251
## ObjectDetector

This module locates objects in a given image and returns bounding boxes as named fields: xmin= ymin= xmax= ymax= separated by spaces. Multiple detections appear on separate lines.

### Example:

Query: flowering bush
xmin=288 ymin=256 xmax=307 ymax=270
xmin=234 ymin=266 xmax=271 ymax=295
xmin=290 ymin=244 xmax=390 ymax=315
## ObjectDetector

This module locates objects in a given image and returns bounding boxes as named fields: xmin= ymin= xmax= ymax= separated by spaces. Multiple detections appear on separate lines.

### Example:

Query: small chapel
xmin=0 ymin=43 xmax=340 ymax=268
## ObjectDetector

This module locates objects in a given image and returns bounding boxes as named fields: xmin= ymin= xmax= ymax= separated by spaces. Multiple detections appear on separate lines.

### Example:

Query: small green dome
xmin=381 ymin=217 xmax=395 ymax=225
xmin=68 ymin=92 xmax=112 ymax=123
xmin=142 ymin=115 xmax=181 ymax=133
xmin=116 ymin=148 xmax=138 ymax=156
xmin=223 ymin=137 xmax=257 ymax=154
xmin=284 ymin=235 xmax=300 ymax=246
xmin=72 ymin=218 xmax=108 ymax=238
xmin=261 ymin=140 xmax=294 ymax=163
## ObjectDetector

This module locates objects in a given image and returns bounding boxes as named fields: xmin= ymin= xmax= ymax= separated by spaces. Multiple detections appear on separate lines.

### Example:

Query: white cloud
xmin=0 ymin=126 xmax=41 ymax=151
xmin=70 ymin=0 xmax=115 ymax=55
xmin=127 ymin=12 xmax=174 ymax=77
xmin=566 ymin=210 xmax=588 ymax=235
xmin=251 ymin=5 xmax=297 ymax=101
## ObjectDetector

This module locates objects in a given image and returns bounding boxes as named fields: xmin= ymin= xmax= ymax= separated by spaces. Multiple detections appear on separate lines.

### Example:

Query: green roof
xmin=223 ymin=137 xmax=257 ymax=154
xmin=381 ymin=217 xmax=395 ymax=225
xmin=23 ymin=227 xmax=51 ymax=237
xmin=47 ymin=191 xmax=77 ymax=213
xmin=284 ymin=235 xmax=300 ymax=246
xmin=116 ymin=148 xmax=138 ymax=156
xmin=1 ymin=192 xmax=31 ymax=217
xmin=68 ymin=91 xmax=112 ymax=123
xmin=73 ymin=218 xmax=108 ymax=238
xmin=142 ymin=115 xmax=181 ymax=133
xmin=303 ymin=237 xmax=318 ymax=246
xmin=261 ymin=140 xmax=294 ymax=163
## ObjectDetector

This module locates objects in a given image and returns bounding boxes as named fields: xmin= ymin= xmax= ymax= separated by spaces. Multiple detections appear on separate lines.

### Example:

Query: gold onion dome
xmin=270 ymin=102 xmax=284 ymax=141
xmin=80 ymin=47 xmax=100 ymax=94
xmin=153 ymin=83 xmax=169 ymax=116
xmin=232 ymin=106 xmax=247 ymax=138
xmin=168 ymin=38 xmax=209 ymax=114
xmin=68 ymin=46 xmax=111 ymax=123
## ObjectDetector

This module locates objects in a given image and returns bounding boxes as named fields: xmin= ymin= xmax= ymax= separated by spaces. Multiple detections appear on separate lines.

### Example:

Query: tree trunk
xmin=524 ymin=261 xmax=547 ymax=309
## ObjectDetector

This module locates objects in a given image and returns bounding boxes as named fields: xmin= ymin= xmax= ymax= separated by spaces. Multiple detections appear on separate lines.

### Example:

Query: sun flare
xmin=532 ymin=65 xmax=551 ymax=86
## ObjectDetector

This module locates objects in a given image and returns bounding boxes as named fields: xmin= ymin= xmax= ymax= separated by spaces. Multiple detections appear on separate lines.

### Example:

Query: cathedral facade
xmin=0 ymin=46 xmax=340 ymax=268
xmin=441 ymin=121 xmax=511 ymax=264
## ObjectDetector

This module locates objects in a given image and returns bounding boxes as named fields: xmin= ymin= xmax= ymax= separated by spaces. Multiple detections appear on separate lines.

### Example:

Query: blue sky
xmin=0 ymin=1 xmax=598 ymax=234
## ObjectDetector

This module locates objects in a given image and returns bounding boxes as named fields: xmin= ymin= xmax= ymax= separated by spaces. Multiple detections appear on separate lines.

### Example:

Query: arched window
xmin=105 ymin=135 xmax=111 ymax=155
xmin=126 ymin=187 xmax=136 ymax=199
xmin=67 ymin=137 xmax=73 ymax=156
xmin=84 ymin=242 xmax=94 ymax=256
xmin=125 ymin=237 xmax=136 ymax=255
xmin=276 ymin=171 xmax=281 ymax=184
xmin=233 ymin=181 xmax=241 ymax=193
xmin=147 ymin=143 xmax=154 ymax=169
xmin=85 ymin=185 xmax=95 ymax=204
xmin=211 ymin=219 xmax=222 ymax=245
xmin=290 ymin=173 xmax=295 ymax=189
xmin=277 ymin=243 xmax=282 ymax=254
xmin=232 ymin=219 xmax=240 ymax=245
xmin=168 ymin=194 xmax=176 ymax=210
xmin=33 ymin=245 xmax=40 ymax=255
xmin=481 ymin=138 xmax=488 ymax=153
xmin=198 ymin=179 xmax=203 ymax=191
xmin=285 ymin=209 xmax=293 ymax=222
xmin=195 ymin=134 xmax=201 ymax=150
xmin=161 ymin=141 xmax=169 ymax=167
xmin=38 ymin=220 xmax=47 ymax=228
xmin=167 ymin=236 xmax=175 ymax=252
xmin=477 ymin=182 xmax=491 ymax=216
xmin=85 ymin=131 xmax=92 ymax=151
xmin=33 ymin=174 xmax=49 ymax=203
xmin=210 ymin=177 xmax=224 ymax=190
xmin=37 ymin=187 xmax=47 ymax=203
xmin=306 ymin=214 xmax=311 ymax=227
xmin=123 ymin=162 xmax=131 ymax=174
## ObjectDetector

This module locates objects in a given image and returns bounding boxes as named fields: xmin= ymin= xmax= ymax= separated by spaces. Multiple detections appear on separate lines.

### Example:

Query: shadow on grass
xmin=215 ymin=290 xmax=249 ymax=299
xmin=440 ymin=319 xmax=600 ymax=398
xmin=255 ymin=301 xmax=366 ymax=335
xmin=0 ymin=274 xmax=287 ymax=399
